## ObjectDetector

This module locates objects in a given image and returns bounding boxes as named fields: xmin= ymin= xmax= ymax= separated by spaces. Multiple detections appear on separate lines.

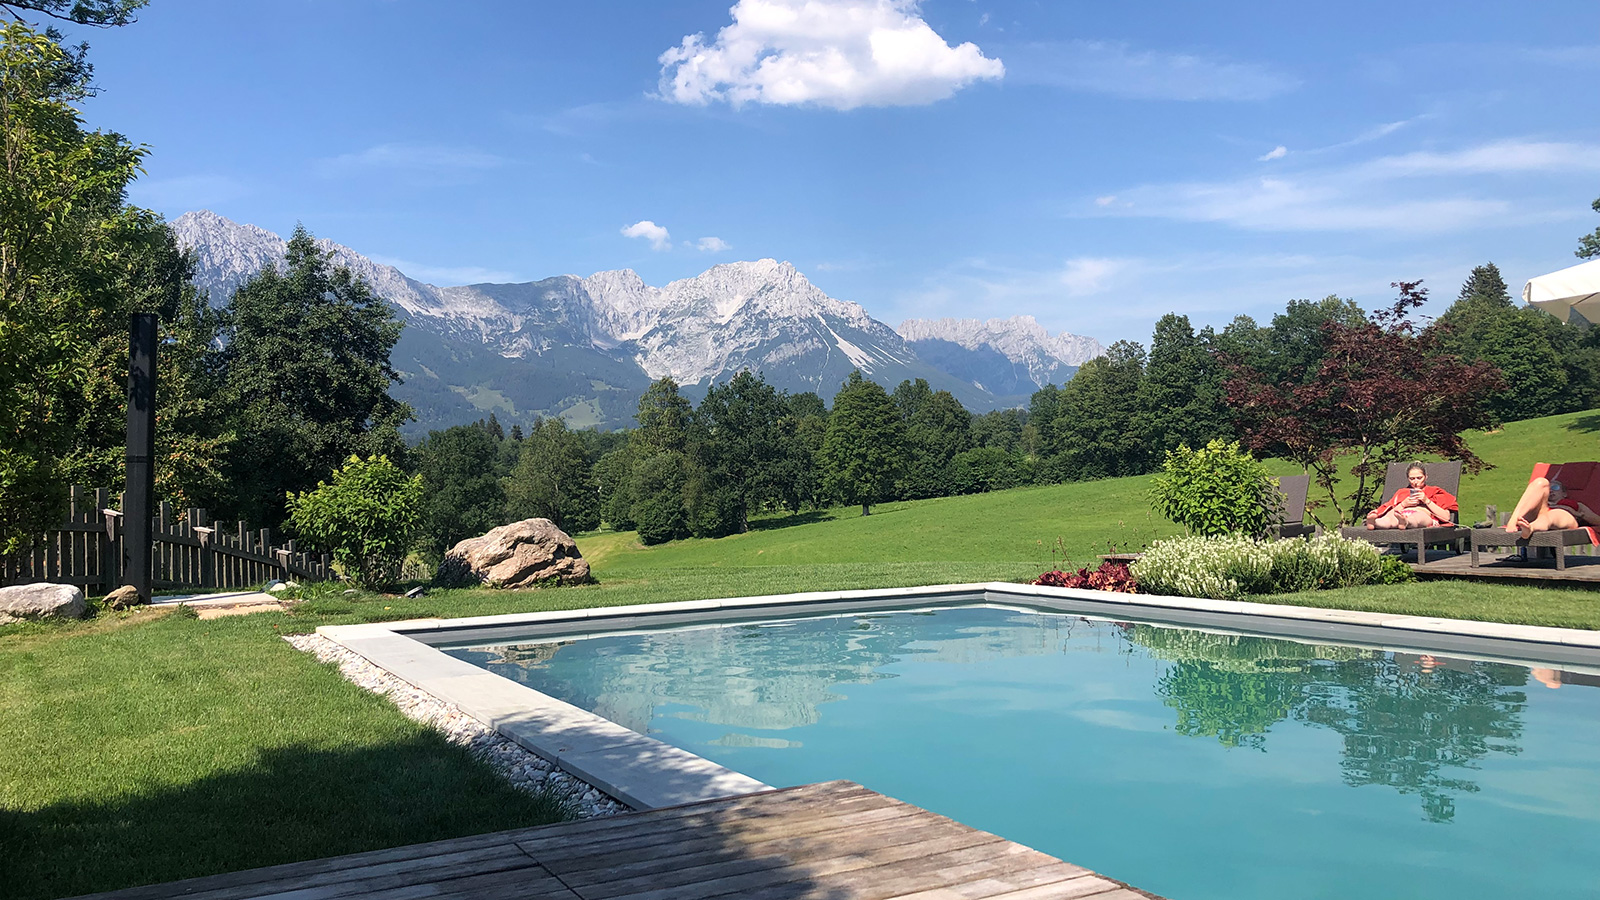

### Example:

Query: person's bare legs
xmin=1367 ymin=511 xmax=1403 ymax=529
xmin=1506 ymin=477 xmax=1554 ymax=534
xmin=1519 ymin=506 xmax=1580 ymax=539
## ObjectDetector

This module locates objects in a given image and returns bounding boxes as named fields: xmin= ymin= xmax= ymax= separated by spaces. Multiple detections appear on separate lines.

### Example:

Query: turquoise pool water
xmin=443 ymin=606 xmax=1600 ymax=900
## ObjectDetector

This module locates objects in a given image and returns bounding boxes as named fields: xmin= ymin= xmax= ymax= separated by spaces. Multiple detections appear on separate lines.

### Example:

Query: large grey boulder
xmin=0 ymin=583 xmax=88 ymax=624
xmin=438 ymin=519 xmax=591 ymax=588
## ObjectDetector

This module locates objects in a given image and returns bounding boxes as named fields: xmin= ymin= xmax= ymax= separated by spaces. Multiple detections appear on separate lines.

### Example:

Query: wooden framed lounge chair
xmin=1338 ymin=461 xmax=1469 ymax=566
xmin=1265 ymin=474 xmax=1316 ymax=540
xmin=1470 ymin=462 xmax=1600 ymax=571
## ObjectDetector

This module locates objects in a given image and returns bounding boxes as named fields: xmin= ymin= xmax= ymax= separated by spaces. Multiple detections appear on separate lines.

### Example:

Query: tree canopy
xmin=0 ymin=21 xmax=144 ymax=553
xmin=219 ymin=225 xmax=411 ymax=527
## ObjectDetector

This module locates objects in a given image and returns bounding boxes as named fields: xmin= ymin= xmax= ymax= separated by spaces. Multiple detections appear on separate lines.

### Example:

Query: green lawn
xmin=1265 ymin=407 xmax=1600 ymax=526
xmin=4 ymin=410 xmax=1598 ymax=899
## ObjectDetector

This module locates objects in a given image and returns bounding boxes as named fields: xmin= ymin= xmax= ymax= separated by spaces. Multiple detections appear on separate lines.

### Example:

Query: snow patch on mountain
xmin=897 ymin=315 xmax=1105 ymax=384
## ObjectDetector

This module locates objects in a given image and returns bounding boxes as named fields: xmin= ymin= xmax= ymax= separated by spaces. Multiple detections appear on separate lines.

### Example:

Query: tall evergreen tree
xmin=1576 ymin=195 xmax=1600 ymax=260
xmin=690 ymin=371 xmax=790 ymax=535
xmin=820 ymin=371 xmax=906 ymax=515
xmin=219 ymin=225 xmax=411 ymax=526
xmin=1139 ymin=313 xmax=1230 ymax=456
xmin=893 ymin=378 xmax=972 ymax=500
xmin=1432 ymin=263 xmax=1567 ymax=423
xmin=1051 ymin=341 xmax=1148 ymax=480
xmin=627 ymin=378 xmax=693 ymax=543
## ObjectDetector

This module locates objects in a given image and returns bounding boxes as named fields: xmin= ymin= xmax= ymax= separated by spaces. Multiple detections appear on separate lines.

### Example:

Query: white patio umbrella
xmin=1523 ymin=257 xmax=1600 ymax=324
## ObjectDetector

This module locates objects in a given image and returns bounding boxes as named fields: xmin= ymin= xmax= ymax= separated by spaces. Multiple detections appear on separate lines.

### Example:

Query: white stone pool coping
xmin=317 ymin=581 xmax=1600 ymax=812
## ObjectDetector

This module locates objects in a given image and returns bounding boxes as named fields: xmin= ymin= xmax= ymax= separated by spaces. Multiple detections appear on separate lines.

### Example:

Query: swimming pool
xmin=437 ymin=604 xmax=1600 ymax=900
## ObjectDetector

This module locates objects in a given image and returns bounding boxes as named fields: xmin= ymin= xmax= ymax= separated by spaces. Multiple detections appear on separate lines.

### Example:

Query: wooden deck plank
xmin=596 ymin=833 xmax=1053 ymax=900
xmin=65 ymin=782 xmax=1166 ymax=900
xmin=358 ymin=866 xmax=577 ymax=900
xmin=541 ymin=806 xmax=936 ymax=882
xmin=239 ymin=847 xmax=542 ymax=900
xmin=567 ymin=821 xmax=1005 ymax=897
xmin=524 ymin=797 xmax=921 ymax=864
xmin=511 ymin=782 xmax=879 ymax=850
xmin=71 ymin=830 xmax=568 ymax=900
xmin=881 ymin=862 xmax=1110 ymax=900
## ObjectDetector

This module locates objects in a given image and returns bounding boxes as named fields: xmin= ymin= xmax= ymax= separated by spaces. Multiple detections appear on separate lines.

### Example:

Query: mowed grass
xmin=3 ymin=410 xmax=1598 ymax=899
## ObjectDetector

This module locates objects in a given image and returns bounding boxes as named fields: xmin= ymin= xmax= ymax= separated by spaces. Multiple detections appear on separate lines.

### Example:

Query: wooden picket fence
xmin=1 ymin=485 xmax=331 ymax=594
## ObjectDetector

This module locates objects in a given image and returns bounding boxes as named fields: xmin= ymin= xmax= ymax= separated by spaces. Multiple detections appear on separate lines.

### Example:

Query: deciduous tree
xmin=1228 ymin=282 xmax=1502 ymax=524
xmin=0 ymin=21 xmax=144 ymax=553
xmin=820 ymin=371 xmax=905 ymax=515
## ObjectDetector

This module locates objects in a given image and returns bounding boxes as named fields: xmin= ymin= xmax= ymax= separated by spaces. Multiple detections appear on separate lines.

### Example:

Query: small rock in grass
xmin=103 ymin=584 xmax=143 ymax=609
xmin=266 ymin=581 xmax=288 ymax=593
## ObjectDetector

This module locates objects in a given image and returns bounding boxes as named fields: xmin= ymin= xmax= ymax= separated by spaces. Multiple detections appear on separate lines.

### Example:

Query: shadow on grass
xmin=0 ymin=737 xmax=568 ymax=900
xmin=746 ymin=511 xmax=830 ymax=532
xmin=1564 ymin=413 xmax=1600 ymax=434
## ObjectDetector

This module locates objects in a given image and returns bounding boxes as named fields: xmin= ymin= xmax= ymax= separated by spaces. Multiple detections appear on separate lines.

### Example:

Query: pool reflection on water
xmin=444 ymin=606 xmax=1600 ymax=900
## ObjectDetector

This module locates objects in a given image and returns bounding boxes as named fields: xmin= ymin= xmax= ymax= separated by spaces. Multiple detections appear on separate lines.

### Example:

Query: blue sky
xmin=63 ymin=0 xmax=1600 ymax=344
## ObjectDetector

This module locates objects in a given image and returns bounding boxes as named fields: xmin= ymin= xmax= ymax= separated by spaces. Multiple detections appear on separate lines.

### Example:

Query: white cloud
xmin=1094 ymin=195 xmax=1117 ymax=207
xmin=889 ymin=251 xmax=1495 ymax=345
xmin=1003 ymin=40 xmax=1298 ymax=101
xmin=1259 ymin=145 xmax=1288 ymax=161
xmin=1058 ymin=257 xmax=1125 ymax=296
xmin=658 ymin=0 xmax=1004 ymax=110
xmin=695 ymin=236 xmax=732 ymax=252
xmin=622 ymin=220 xmax=672 ymax=251
xmin=1093 ymin=139 xmax=1600 ymax=233
xmin=320 ymin=143 xmax=505 ymax=173
xmin=366 ymin=255 xmax=516 ymax=286
xmin=1357 ymin=140 xmax=1600 ymax=178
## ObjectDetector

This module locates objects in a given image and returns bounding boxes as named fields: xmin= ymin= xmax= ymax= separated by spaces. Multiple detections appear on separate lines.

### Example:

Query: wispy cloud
xmin=694 ymin=236 xmax=731 ymax=252
xmin=317 ymin=143 xmax=506 ymax=182
xmin=366 ymin=254 xmax=516 ymax=286
xmin=658 ymin=0 xmax=1003 ymax=110
xmin=622 ymin=220 xmax=672 ymax=251
xmin=1258 ymin=145 xmax=1288 ymax=161
xmin=1093 ymin=138 xmax=1600 ymax=233
xmin=1356 ymin=140 xmax=1600 ymax=178
xmin=1003 ymin=40 xmax=1298 ymax=101
xmin=129 ymin=173 xmax=250 ymax=211
xmin=1058 ymin=257 xmax=1126 ymax=296
xmin=890 ymin=251 xmax=1495 ymax=344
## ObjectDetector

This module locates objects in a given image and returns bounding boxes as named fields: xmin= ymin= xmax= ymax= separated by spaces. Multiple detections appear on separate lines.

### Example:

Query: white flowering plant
xmin=1131 ymin=533 xmax=1386 ymax=601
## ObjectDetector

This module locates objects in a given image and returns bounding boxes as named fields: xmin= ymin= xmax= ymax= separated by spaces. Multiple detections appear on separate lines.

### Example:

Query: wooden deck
xmin=74 ymin=781 xmax=1158 ymax=900
xmin=1410 ymin=548 xmax=1600 ymax=584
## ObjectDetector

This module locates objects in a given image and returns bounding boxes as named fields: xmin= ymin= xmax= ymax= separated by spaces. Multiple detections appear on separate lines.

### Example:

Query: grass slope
xmin=3 ymin=410 xmax=1596 ymax=899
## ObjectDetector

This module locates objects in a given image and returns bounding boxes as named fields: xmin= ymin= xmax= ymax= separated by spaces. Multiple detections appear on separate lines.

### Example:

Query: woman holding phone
xmin=1364 ymin=463 xmax=1458 ymax=530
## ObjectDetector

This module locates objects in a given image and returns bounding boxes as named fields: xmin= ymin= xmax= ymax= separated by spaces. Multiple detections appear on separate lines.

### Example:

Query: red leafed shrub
xmin=1032 ymin=561 xmax=1138 ymax=593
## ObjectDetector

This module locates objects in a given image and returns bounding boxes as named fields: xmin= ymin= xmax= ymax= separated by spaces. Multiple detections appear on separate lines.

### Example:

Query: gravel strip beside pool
xmin=283 ymin=633 xmax=627 ymax=819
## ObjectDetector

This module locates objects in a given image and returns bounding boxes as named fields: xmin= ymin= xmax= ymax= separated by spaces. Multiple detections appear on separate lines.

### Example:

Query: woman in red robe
xmin=1364 ymin=463 xmax=1457 ymax=530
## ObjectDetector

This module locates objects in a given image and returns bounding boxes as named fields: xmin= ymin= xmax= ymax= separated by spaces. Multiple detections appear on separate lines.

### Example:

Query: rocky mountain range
xmin=170 ymin=211 xmax=1103 ymax=436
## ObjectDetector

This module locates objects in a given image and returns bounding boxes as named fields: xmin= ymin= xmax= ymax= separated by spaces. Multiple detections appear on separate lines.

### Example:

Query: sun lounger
xmin=1338 ymin=461 xmax=1469 ymax=566
xmin=1470 ymin=462 xmax=1600 ymax=570
xmin=1265 ymin=474 xmax=1316 ymax=539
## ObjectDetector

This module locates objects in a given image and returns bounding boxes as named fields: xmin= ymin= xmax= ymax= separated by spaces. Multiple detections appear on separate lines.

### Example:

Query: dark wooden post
xmin=123 ymin=314 xmax=157 ymax=603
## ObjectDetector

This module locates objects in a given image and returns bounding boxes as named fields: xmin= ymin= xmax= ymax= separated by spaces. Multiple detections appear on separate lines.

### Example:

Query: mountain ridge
xmin=170 ymin=211 xmax=1102 ymax=434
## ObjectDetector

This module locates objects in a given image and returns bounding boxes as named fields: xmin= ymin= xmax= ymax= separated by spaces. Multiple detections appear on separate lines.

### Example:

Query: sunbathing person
xmin=1504 ymin=477 xmax=1600 ymax=538
xmin=1364 ymin=464 xmax=1458 ymax=530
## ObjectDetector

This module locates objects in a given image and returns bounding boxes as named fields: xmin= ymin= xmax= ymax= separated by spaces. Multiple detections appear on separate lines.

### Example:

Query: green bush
xmin=1374 ymin=554 xmax=1419 ymax=585
xmin=1131 ymin=533 xmax=1385 ymax=601
xmin=286 ymin=455 xmax=424 ymax=589
xmin=1148 ymin=439 xmax=1281 ymax=537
